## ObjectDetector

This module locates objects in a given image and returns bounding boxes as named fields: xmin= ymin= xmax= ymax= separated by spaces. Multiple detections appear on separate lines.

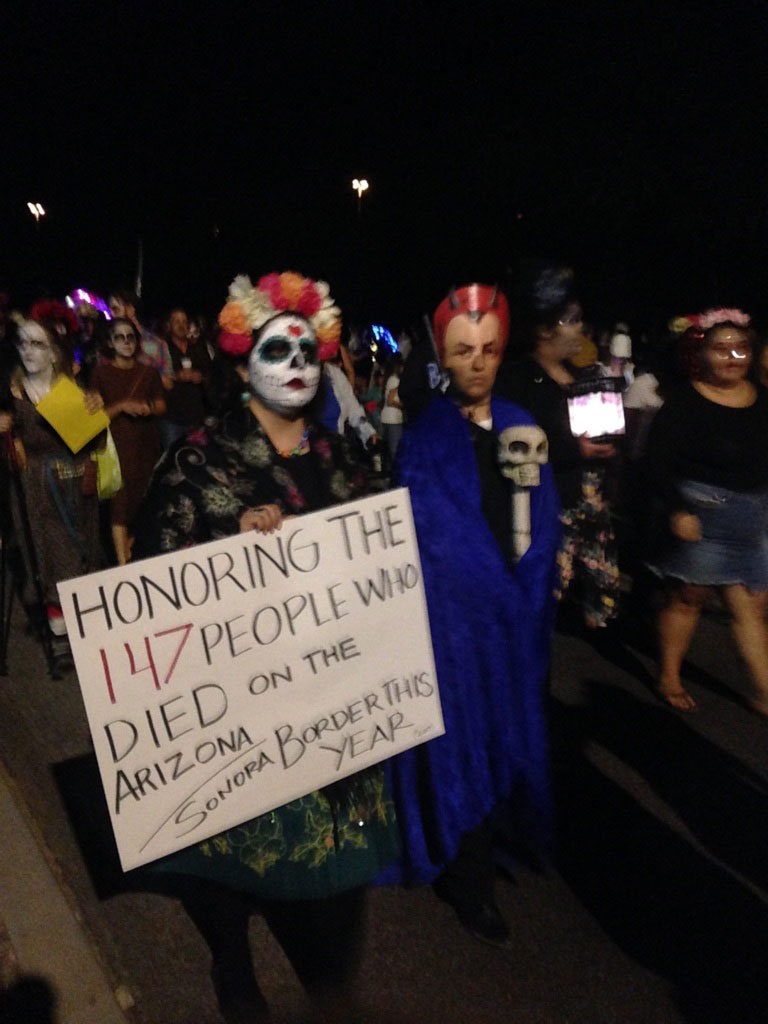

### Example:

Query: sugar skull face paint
xmin=15 ymin=321 xmax=56 ymax=377
xmin=248 ymin=313 xmax=321 ymax=414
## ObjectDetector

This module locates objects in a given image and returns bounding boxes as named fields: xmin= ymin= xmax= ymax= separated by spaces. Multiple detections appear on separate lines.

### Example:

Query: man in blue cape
xmin=383 ymin=283 xmax=561 ymax=946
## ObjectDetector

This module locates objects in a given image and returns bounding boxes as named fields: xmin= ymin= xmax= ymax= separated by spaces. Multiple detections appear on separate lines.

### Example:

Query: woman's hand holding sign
xmin=239 ymin=504 xmax=284 ymax=535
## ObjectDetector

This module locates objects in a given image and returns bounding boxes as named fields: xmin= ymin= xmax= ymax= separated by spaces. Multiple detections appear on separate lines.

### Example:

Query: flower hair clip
xmin=29 ymin=298 xmax=79 ymax=336
xmin=669 ymin=308 xmax=750 ymax=336
xmin=218 ymin=271 xmax=342 ymax=361
xmin=697 ymin=307 xmax=751 ymax=330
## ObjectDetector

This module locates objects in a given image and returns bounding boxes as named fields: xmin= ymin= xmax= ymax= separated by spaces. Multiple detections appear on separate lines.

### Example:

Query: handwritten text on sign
xmin=57 ymin=489 xmax=442 ymax=871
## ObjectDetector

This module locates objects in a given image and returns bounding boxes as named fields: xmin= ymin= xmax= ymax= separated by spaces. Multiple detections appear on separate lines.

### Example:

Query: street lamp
xmin=27 ymin=202 xmax=46 ymax=225
xmin=351 ymin=178 xmax=369 ymax=219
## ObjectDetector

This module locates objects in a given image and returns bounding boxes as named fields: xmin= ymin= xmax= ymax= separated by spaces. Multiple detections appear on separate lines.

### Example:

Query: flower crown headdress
xmin=668 ymin=308 xmax=751 ymax=336
xmin=29 ymin=298 xmax=79 ymax=336
xmin=218 ymin=272 xmax=342 ymax=361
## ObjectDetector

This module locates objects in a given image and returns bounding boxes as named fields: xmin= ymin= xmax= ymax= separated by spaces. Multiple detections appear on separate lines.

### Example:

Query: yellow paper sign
xmin=35 ymin=376 xmax=110 ymax=453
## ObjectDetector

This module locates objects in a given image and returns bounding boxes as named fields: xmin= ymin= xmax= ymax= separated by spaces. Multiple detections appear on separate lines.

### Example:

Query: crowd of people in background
xmin=1 ymin=262 xmax=767 ymax=1021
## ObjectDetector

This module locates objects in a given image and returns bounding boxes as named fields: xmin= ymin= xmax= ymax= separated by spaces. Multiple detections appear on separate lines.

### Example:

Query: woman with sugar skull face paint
xmin=1 ymin=317 xmax=105 ymax=674
xmin=132 ymin=273 xmax=399 ymax=1023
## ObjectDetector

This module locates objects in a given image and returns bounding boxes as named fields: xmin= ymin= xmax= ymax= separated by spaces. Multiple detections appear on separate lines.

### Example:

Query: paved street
xmin=1 ymin=589 xmax=767 ymax=1023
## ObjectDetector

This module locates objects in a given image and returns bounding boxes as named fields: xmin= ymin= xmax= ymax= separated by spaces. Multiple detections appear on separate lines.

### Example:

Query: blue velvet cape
xmin=382 ymin=394 xmax=561 ymax=885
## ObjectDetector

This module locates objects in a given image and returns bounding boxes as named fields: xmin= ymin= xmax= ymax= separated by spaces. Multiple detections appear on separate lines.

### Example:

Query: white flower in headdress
xmin=228 ymin=275 xmax=254 ymax=304
xmin=315 ymin=305 xmax=341 ymax=328
xmin=248 ymin=291 xmax=276 ymax=331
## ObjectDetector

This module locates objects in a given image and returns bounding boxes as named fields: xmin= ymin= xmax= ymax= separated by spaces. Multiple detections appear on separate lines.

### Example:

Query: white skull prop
xmin=497 ymin=425 xmax=548 ymax=487
xmin=248 ymin=313 xmax=321 ymax=415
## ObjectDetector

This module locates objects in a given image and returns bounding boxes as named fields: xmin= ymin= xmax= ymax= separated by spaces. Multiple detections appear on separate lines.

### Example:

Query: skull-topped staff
xmin=497 ymin=425 xmax=549 ymax=563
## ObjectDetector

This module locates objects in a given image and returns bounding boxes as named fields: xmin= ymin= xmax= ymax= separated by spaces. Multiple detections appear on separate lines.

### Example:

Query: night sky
xmin=3 ymin=0 xmax=768 ymax=334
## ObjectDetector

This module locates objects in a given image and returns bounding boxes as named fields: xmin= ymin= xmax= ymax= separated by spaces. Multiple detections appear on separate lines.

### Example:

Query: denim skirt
xmin=647 ymin=479 xmax=768 ymax=589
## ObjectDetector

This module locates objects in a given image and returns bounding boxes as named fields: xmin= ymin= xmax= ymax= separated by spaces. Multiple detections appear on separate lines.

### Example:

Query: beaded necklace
xmin=275 ymin=426 xmax=310 ymax=458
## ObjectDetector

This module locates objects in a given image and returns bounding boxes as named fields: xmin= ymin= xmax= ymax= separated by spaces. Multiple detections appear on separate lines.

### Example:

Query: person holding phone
xmin=496 ymin=263 xmax=621 ymax=630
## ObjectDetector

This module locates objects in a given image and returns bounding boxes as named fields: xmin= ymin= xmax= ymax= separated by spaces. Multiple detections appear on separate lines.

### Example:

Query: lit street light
xmin=351 ymin=178 xmax=369 ymax=219
xmin=350 ymin=179 xmax=370 ymax=325
xmin=27 ymin=202 xmax=46 ymax=225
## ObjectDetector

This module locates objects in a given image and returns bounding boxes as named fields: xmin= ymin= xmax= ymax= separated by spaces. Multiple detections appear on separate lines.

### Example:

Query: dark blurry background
xmin=3 ymin=0 xmax=768 ymax=331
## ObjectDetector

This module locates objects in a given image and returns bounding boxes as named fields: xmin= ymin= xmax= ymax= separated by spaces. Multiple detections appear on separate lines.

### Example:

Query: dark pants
xmin=179 ymin=878 xmax=366 ymax=1001
xmin=432 ymin=818 xmax=496 ymax=910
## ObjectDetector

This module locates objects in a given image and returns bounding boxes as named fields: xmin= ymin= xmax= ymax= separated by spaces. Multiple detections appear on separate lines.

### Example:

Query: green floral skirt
xmin=149 ymin=766 xmax=400 ymax=901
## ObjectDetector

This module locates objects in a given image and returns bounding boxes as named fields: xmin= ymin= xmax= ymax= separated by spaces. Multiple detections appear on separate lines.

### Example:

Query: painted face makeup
xmin=15 ymin=323 xmax=55 ymax=377
xmin=110 ymin=322 xmax=138 ymax=359
xmin=248 ymin=313 xmax=321 ymax=414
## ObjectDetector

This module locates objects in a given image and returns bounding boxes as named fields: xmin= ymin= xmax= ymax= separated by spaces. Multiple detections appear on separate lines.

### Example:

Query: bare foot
xmin=656 ymin=685 xmax=697 ymax=711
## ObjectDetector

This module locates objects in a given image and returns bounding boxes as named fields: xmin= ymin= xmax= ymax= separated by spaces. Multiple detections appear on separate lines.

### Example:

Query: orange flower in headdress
xmin=279 ymin=272 xmax=306 ymax=308
xmin=218 ymin=301 xmax=248 ymax=334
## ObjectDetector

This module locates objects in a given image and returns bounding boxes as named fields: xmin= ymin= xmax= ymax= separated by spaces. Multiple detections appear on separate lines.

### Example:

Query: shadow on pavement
xmin=51 ymin=753 xmax=160 ymax=900
xmin=0 ymin=975 xmax=58 ymax=1024
xmin=552 ymin=687 xmax=768 ymax=1024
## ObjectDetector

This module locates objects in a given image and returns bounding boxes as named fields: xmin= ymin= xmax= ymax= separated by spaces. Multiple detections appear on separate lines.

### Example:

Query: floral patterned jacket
xmin=135 ymin=405 xmax=368 ymax=552
xmin=132 ymin=406 xmax=399 ymax=900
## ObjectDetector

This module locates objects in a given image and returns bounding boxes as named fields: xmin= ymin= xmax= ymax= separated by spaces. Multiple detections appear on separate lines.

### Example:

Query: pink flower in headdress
xmin=258 ymin=273 xmax=290 ymax=311
xmin=218 ymin=330 xmax=253 ymax=357
xmin=296 ymin=278 xmax=323 ymax=317
xmin=698 ymin=307 xmax=751 ymax=330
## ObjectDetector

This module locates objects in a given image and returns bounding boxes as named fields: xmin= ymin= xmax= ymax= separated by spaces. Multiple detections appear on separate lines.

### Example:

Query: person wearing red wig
xmin=383 ymin=283 xmax=561 ymax=946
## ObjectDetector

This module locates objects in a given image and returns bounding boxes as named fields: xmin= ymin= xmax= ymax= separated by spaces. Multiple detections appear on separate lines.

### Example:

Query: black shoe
xmin=211 ymin=964 xmax=270 ymax=1024
xmin=454 ymin=899 xmax=510 ymax=948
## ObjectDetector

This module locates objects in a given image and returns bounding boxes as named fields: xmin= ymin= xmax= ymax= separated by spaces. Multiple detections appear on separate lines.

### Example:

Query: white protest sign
xmin=58 ymin=488 xmax=442 ymax=871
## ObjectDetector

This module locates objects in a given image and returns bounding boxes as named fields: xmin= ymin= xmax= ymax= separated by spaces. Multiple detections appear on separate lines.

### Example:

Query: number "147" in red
xmin=99 ymin=623 xmax=193 ymax=704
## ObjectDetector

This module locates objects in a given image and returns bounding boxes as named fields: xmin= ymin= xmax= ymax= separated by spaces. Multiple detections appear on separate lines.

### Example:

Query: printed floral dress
xmin=555 ymin=467 xmax=620 ymax=629
xmin=131 ymin=406 xmax=400 ymax=899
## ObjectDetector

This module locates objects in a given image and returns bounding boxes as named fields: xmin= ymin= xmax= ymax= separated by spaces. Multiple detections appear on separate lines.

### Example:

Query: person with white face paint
xmin=0 ymin=318 xmax=105 ymax=673
xmin=132 ymin=273 xmax=399 ymax=1024
xmin=90 ymin=317 xmax=166 ymax=565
